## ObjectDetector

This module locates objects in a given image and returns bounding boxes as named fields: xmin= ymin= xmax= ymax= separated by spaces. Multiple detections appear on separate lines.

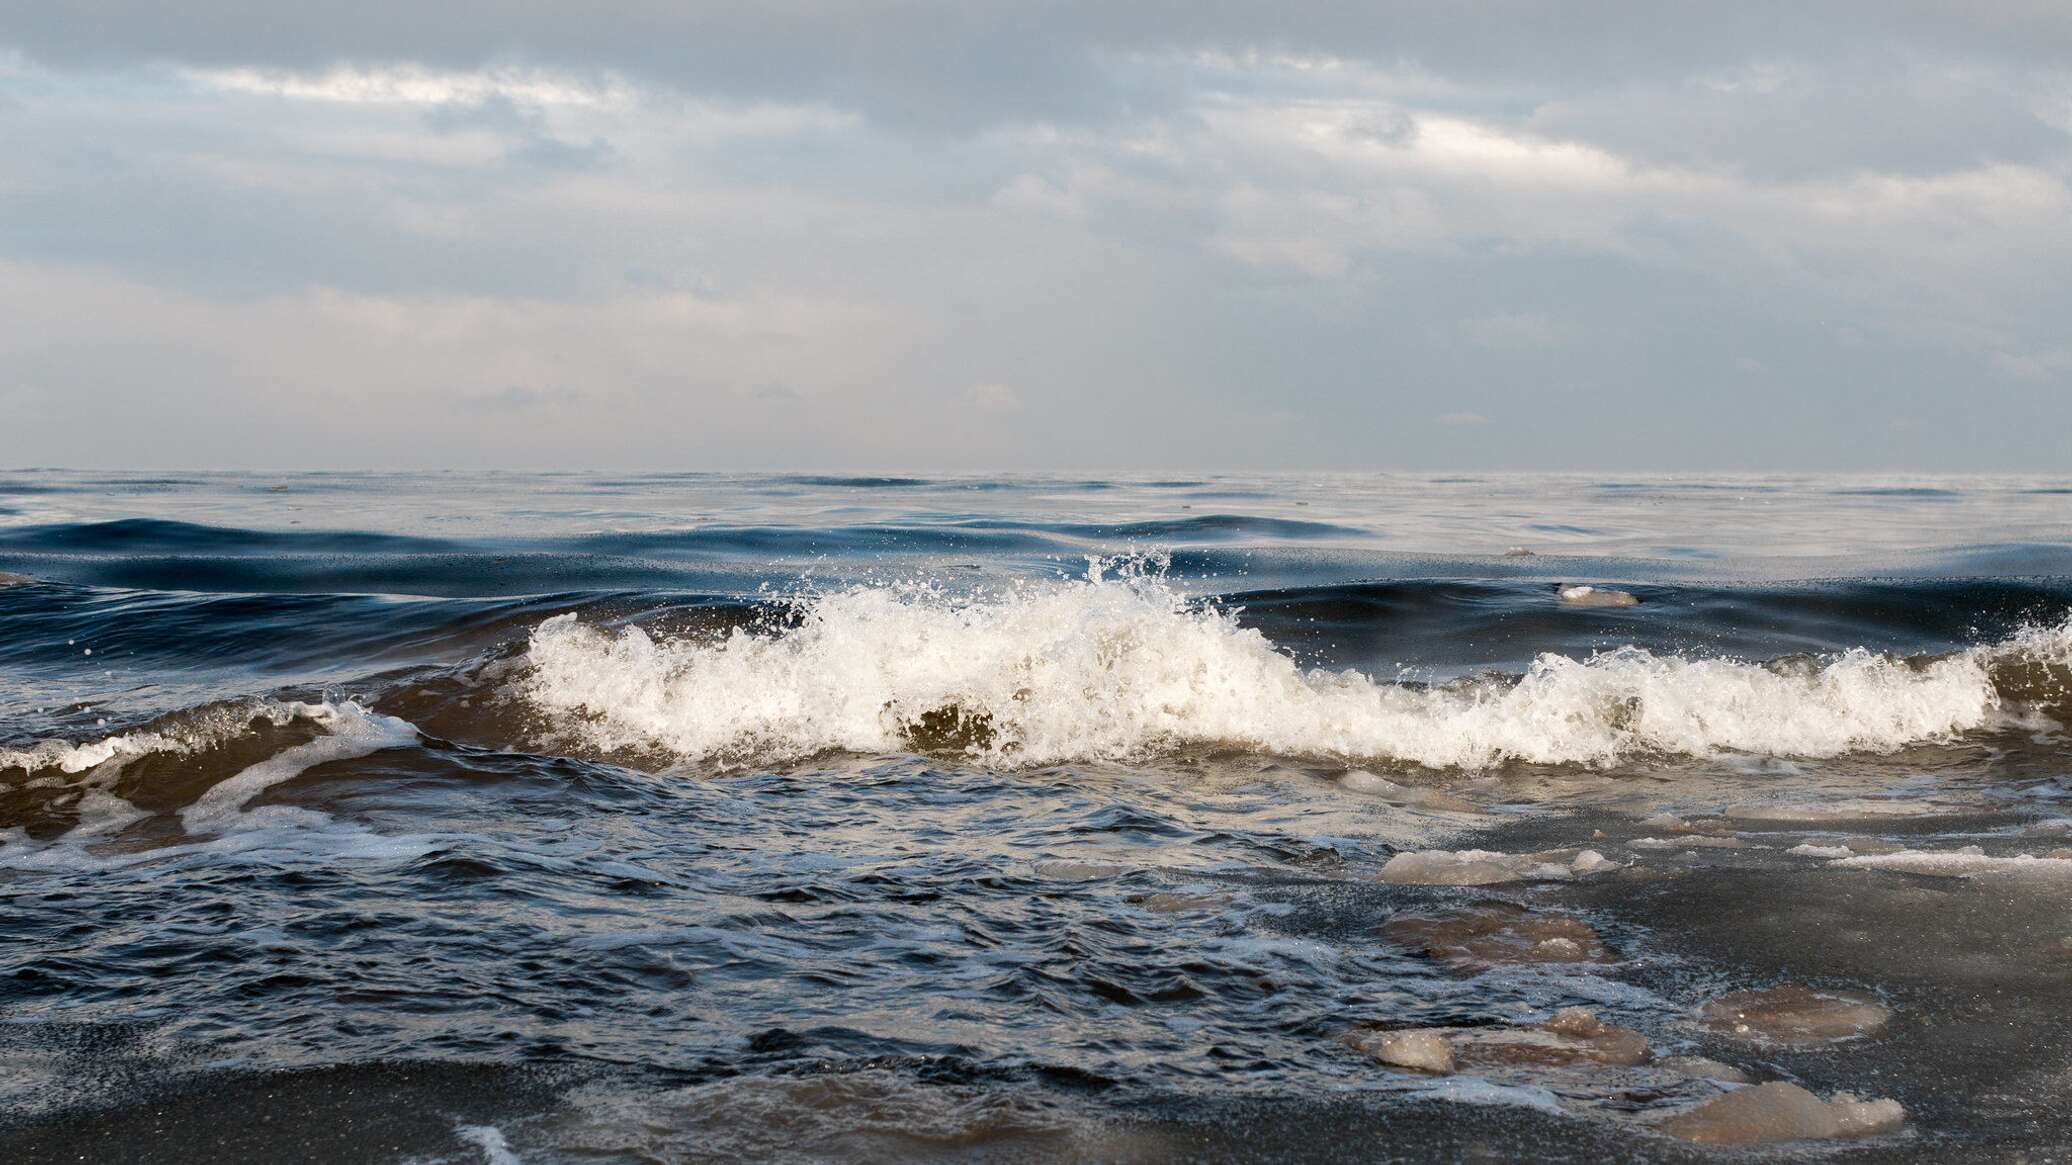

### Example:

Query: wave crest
xmin=519 ymin=569 xmax=2068 ymax=770
xmin=0 ymin=699 xmax=349 ymax=777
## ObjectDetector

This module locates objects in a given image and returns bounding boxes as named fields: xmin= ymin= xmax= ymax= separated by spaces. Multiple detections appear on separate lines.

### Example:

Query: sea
xmin=2 ymin=470 xmax=2070 ymax=1162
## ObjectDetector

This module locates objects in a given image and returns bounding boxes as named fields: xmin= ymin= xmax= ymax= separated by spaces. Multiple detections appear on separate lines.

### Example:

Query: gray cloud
xmin=0 ymin=4 xmax=2068 ymax=470
xmin=9 ymin=3 xmax=2072 ymax=135
xmin=458 ymin=385 xmax=583 ymax=413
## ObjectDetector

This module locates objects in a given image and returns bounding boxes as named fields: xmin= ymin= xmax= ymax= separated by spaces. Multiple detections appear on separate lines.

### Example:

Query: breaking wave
xmin=520 ymin=566 xmax=2072 ymax=770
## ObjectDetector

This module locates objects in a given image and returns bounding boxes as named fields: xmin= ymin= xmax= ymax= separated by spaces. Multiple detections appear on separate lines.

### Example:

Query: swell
xmin=949 ymin=514 xmax=1367 ymax=540
xmin=0 ymin=583 xmax=680 ymax=676
xmin=8 ymin=516 xmax=2072 ymax=601
xmin=0 ymin=516 xmax=1362 ymax=596
xmin=1234 ymin=577 xmax=2072 ymax=672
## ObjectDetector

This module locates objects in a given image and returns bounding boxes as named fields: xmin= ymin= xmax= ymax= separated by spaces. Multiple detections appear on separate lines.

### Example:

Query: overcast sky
xmin=3 ymin=3 xmax=2070 ymax=471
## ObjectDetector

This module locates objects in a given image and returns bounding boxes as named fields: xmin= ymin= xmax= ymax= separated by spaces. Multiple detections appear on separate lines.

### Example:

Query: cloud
xmin=0 ymin=384 xmax=48 ymax=414
xmin=1992 ymin=349 xmax=2072 ymax=382
xmin=1463 ymin=313 xmax=1558 ymax=348
xmin=2 ymin=5 xmax=2071 ymax=470
xmin=1436 ymin=411 xmax=1490 ymax=427
xmin=0 ymin=262 xmax=935 ymax=468
xmin=8 ymin=4 xmax=2071 ymax=134
xmin=505 ymin=134 xmax=613 ymax=172
xmin=747 ymin=382 xmax=803 ymax=404
xmin=961 ymin=382 xmax=1024 ymax=414
xmin=184 ymin=64 xmax=629 ymax=109
xmin=458 ymin=385 xmax=583 ymax=413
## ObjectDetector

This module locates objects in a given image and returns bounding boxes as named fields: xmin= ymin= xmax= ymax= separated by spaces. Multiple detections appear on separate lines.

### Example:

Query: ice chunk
xmin=1378 ymin=850 xmax=1518 ymax=885
xmin=1788 ymin=843 xmax=1853 ymax=858
xmin=1631 ymin=835 xmax=1755 ymax=850
xmin=1829 ymin=848 xmax=2072 ymax=880
xmin=1828 ymin=1093 xmax=1907 ymax=1137
xmin=1542 ymin=1007 xmax=1610 ymax=1038
xmin=1457 ymin=1010 xmax=1650 ymax=1068
xmin=1347 ymin=1029 xmax=1456 ymax=1075
xmin=1558 ymin=585 xmax=1641 ymax=608
xmin=1380 ymin=850 xmax=1525 ymax=886
xmin=1379 ymin=847 xmax=1614 ymax=886
xmin=1339 ymin=769 xmax=1402 ymax=795
xmin=1350 ymin=1011 xmax=1649 ymax=1077
xmin=1654 ymin=1056 xmax=1751 ymax=1084
xmin=1569 ymin=849 xmax=1613 ymax=874
xmin=1660 ymin=1082 xmax=1904 ymax=1145
xmin=1384 ymin=903 xmax=1614 ymax=967
xmin=1699 ymin=985 xmax=1891 ymax=1046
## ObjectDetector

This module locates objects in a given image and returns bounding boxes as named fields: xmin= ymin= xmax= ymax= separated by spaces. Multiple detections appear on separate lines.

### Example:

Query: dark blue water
xmin=3 ymin=472 xmax=2071 ymax=1162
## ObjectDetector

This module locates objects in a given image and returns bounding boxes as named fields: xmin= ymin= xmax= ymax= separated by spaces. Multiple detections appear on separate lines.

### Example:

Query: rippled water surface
xmin=3 ymin=471 xmax=2071 ymax=1162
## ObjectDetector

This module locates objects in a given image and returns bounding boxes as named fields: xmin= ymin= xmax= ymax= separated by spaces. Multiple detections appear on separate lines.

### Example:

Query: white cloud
xmin=1791 ymin=164 xmax=2070 ymax=225
xmin=185 ymin=65 xmax=632 ymax=109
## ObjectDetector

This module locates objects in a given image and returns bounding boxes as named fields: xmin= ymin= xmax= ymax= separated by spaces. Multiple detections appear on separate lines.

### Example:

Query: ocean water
xmin=2 ymin=470 xmax=2071 ymax=1162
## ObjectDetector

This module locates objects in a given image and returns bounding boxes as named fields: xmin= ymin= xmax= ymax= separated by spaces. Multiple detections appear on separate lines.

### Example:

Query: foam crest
xmin=521 ymin=570 xmax=2068 ymax=770
xmin=0 ymin=699 xmax=347 ymax=776
xmin=181 ymin=701 xmax=419 ymax=831
xmin=0 ymin=699 xmax=425 ymax=868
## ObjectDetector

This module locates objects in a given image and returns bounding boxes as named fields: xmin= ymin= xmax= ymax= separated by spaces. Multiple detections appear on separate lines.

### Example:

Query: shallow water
xmin=3 ymin=471 xmax=2071 ymax=1162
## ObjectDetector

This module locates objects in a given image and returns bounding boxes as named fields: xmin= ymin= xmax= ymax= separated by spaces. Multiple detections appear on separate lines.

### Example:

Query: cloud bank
xmin=2 ymin=3 xmax=2068 ymax=469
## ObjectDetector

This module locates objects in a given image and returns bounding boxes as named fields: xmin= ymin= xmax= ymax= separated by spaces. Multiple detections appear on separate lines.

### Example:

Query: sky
xmin=2 ymin=3 xmax=2070 ymax=472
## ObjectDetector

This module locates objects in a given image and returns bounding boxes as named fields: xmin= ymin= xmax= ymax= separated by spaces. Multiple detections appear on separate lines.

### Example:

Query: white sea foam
xmin=520 ymin=568 xmax=2070 ymax=770
xmin=457 ymin=1124 xmax=523 ymax=1165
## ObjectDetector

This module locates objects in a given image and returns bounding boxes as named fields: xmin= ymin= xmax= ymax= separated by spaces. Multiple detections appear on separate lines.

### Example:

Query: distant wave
xmin=951 ymin=514 xmax=1367 ymax=540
